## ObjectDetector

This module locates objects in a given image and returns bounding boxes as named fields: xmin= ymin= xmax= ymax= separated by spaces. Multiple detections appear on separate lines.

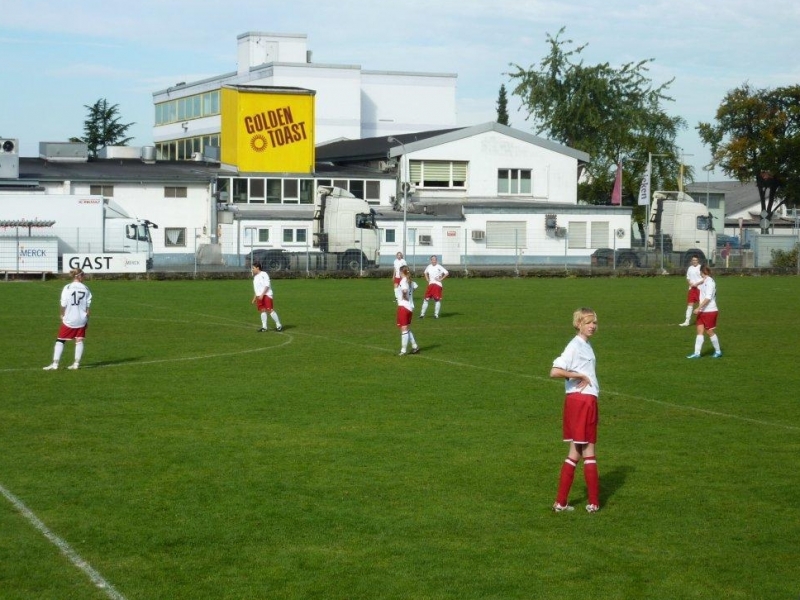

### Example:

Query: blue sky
xmin=2 ymin=0 xmax=798 ymax=179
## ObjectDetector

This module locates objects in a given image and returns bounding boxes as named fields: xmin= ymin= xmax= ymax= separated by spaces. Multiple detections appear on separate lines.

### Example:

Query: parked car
xmin=243 ymin=249 xmax=290 ymax=271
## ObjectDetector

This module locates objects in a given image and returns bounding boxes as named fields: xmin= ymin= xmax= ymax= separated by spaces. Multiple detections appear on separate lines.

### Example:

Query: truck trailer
xmin=592 ymin=191 xmax=716 ymax=268
xmin=0 ymin=193 xmax=156 ymax=273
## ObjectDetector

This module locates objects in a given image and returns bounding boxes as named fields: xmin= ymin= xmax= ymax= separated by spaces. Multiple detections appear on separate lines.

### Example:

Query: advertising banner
xmin=63 ymin=253 xmax=148 ymax=274
xmin=220 ymin=86 xmax=315 ymax=173
xmin=0 ymin=237 xmax=59 ymax=272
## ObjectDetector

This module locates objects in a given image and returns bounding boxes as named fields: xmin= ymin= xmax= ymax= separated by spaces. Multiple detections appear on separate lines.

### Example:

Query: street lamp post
xmin=387 ymin=137 xmax=408 ymax=256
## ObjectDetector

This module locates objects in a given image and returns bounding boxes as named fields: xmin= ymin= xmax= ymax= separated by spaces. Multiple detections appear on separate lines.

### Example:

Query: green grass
xmin=1 ymin=275 xmax=799 ymax=599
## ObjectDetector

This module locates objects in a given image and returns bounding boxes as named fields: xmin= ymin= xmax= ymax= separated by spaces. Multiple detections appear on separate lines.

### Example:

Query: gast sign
xmin=64 ymin=253 xmax=148 ymax=273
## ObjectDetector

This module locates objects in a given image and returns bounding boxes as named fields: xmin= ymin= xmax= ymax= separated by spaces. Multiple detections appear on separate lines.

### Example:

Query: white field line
xmin=0 ymin=482 xmax=127 ymax=600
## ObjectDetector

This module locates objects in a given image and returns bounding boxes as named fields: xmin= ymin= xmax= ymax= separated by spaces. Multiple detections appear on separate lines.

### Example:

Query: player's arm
xmin=549 ymin=367 xmax=590 ymax=390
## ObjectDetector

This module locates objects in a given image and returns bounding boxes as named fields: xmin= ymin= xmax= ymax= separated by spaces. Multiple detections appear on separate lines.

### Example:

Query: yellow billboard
xmin=220 ymin=86 xmax=315 ymax=173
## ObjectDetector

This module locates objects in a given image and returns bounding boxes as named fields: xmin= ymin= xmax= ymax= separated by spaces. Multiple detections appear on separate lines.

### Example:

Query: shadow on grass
xmin=600 ymin=464 xmax=634 ymax=505
xmin=85 ymin=358 xmax=145 ymax=368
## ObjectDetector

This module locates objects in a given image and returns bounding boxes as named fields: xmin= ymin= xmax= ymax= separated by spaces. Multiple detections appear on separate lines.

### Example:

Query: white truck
xmin=592 ymin=191 xmax=716 ymax=268
xmin=241 ymin=186 xmax=379 ymax=272
xmin=0 ymin=194 xmax=156 ymax=273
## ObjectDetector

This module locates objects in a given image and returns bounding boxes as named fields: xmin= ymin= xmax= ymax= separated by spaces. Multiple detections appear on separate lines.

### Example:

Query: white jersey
xmin=397 ymin=277 xmax=418 ymax=310
xmin=698 ymin=275 xmax=718 ymax=312
xmin=424 ymin=263 xmax=448 ymax=287
xmin=393 ymin=258 xmax=407 ymax=279
xmin=60 ymin=281 xmax=92 ymax=328
xmin=552 ymin=335 xmax=599 ymax=397
xmin=253 ymin=271 xmax=273 ymax=297
xmin=686 ymin=264 xmax=702 ymax=287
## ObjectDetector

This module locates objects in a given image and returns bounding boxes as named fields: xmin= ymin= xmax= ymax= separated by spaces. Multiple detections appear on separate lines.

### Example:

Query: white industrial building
xmin=152 ymin=32 xmax=457 ymax=160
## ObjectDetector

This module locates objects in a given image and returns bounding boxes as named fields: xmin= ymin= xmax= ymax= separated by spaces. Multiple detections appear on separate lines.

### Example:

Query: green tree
xmin=71 ymin=98 xmax=134 ymax=158
xmin=507 ymin=28 xmax=686 ymax=207
xmin=698 ymin=83 xmax=800 ymax=230
xmin=496 ymin=84 xmax=510 ymax=126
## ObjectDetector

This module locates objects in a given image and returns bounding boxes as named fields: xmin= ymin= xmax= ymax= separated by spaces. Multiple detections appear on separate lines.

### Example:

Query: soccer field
xmin=1 ymin=275 xmax=798 ymax=599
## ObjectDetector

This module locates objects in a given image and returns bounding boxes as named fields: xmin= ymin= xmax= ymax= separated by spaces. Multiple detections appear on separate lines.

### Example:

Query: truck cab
xmin=314 ymin=186 xmax=379 ymax=270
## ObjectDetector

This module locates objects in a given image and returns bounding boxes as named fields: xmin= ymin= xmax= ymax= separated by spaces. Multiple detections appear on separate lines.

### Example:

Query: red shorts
xmin=396 ymin=306 xmax=412 ymax=327
xmin=697 ymin=311 xmax=718 ymax=330
xmin=687 ymin=287 xmax=700 ymax=303
xmin=57 ymin=324 xmax=87 ymax=340
xmin=424 ymin=284 xmax=443 ymax=301
xmin=393 ymin=276 xmax=402 ymax=285
xmin=256 ymin=296 xmax=274 ymax=311
xmin=562 ymin=392 xmax=598 ymax=444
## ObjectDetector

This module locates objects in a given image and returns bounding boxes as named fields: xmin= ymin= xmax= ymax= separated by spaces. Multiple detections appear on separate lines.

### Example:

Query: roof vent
xmin=39 ymin=141 xmax=89 ymax=163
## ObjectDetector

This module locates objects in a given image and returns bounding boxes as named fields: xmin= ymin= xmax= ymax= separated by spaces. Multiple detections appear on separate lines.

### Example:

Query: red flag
xmin=611 ymin=162 xmax=622 ymax=205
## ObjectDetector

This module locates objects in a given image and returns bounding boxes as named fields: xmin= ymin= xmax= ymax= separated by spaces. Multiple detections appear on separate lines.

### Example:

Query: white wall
xmin=360 ymin=71 xmax=457 ymax=140
xmin=406 ymin=130 xmax=579 ymax=204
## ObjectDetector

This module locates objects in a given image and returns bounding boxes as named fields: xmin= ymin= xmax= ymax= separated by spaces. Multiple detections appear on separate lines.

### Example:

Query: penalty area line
xmin=0 ymin=482 xmax=127 ymax=600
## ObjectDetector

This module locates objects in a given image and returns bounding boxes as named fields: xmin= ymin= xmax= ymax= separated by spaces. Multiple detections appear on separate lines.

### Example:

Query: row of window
xmin=155 ymin=91 xmax=221 ymax=126
xmin=216 ymin=177 xmax=382 ymax=205
xmin=407 ymin=161 xmax=532 ymax=195
xmin=156 ymin=135 xmax=220 ymax=161
xmin=89 ymin=185 xmax=188 ymax=198
xmin=165 ymin=226 xmax=309 ymax=247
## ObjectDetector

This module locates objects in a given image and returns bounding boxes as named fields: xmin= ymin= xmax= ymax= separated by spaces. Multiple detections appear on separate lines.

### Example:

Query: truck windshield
xmin=356 ymin=212 xmax=376 ymax=229
xmin=126 ymin=223 xmax=152 ymax=242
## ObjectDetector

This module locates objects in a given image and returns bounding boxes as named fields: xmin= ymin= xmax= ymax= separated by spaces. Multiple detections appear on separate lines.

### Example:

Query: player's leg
xmin=554 ymin=441 xmax=580 ymax=511
xmin=581 ymin=442 xmax=600 ymax=512
xmin=44 ymin=339 xmax=65 ymax=370
xmin=70 ymin=337 xmax=85 ymax=369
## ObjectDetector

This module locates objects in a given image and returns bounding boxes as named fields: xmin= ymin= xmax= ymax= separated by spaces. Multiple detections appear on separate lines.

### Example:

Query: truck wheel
xmin=618 ymin=253 xmax=638 ymax=268
xmin=342 ymin=251 xmax=362 ymax=272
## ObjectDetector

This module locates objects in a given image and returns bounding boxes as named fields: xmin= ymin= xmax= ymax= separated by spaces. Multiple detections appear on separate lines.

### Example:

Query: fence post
xmin=463 ymin=229 xmax=468 ymax=275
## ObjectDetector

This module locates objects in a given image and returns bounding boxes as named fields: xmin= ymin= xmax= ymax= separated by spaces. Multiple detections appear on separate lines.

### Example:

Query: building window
xmin=283 ymin=228 xmax=307 ymax=244
xmin=498 ymin=169 xmax=532 ymax=195
xmin=383 ymin=228 xmax=396 ymax=244
xmin=590 ymin=221 xmax=610 ymax=248
xmin=155 ymin=90 xmax=220 ymax=125
xmin=164 ymin=186 xmax=188 ymax=198
xmin=164 ymin=228 xmax=186 ymax=247
xmin=568 ymin=221 xmax=587 ymax=249
xmin=283 ymin=179 xmax=299 ymax=203
xmin=249 ymin=179 xmax=265 ymax=203
xmin=89 ymin=184 xmax=114 ymax=197
xmin=232 ymin=178 xmax=248 ymax=203
xmin=366 ymin=180 xmax=381 ymax=203
xmin=266 ymin=179 xmax=282 ymax=203
xmin=299 ymin=179 xmax=314 ymax=204
xmin=410 ymin=161 xmax=467 ymax=188
xmin=258 ymin=228 xmax=270 ymax=243
xmin=486 ymin=221 xmax=527 ymax=249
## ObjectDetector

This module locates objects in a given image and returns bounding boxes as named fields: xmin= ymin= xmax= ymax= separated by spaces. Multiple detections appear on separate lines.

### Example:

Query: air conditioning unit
xmin=471 ymin=230 xmax=485 ymax=241
xmin=418 ymin=234 xmax=433 ymax=245
xmin=555 ymin=227 xmax=567 ymax=238
xmin=0 ymin=138 xmax=19 ymax=179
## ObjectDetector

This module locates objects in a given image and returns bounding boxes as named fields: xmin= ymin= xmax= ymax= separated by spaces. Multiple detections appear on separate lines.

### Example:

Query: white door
xmin=441 ymin=227 xmax=461 ymax=265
